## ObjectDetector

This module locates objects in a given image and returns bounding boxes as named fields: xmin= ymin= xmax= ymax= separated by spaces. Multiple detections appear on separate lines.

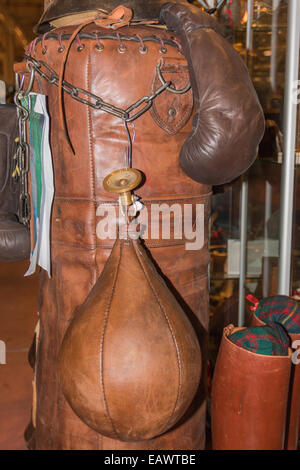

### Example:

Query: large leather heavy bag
xmin=59 ymin=235 xmax=201 ymax=441
xmin=15 ymin=23 xmax=210 ymax=450
xmin=0 ymin=104 xmax=30 ymax=261
xmin=15 ymin=2 xmax=263 ymax=448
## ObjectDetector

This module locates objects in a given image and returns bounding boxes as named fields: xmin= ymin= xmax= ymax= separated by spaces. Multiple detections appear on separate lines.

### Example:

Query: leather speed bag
xmin=59 ymin=236 xmax=201 ymax=442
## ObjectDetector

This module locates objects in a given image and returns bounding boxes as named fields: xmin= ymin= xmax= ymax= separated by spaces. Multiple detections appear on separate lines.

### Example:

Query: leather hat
xmin=35 ymin=0 xmax=190 ymax=33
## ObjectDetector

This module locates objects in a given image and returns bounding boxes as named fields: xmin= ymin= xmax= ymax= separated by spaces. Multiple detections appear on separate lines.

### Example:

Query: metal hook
xmin=23 ymin=66 xmax=35 ymax=96
xmin=156 ymin=60 xmax=191 ymax=95
xmin=13 ymin=88 xmax=29 ymax=121
xmin=15 ymin=66 xmax=34 ymax=96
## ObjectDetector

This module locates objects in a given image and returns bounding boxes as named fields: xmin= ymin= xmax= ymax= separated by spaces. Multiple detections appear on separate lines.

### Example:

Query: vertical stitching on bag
xmin=132 ymin=241 xmax=182 ymax=427
xmin=99 ymin=240 xmax=122 ymax=440
xmin=86 ymin=42 xmax=99 ymax=279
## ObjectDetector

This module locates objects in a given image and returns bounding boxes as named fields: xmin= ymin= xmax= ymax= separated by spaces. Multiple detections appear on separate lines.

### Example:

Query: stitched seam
xmin=45 ymin=240 xmax=191 ymax=249
xmin=149 ymin=66 xmax=192 ymax=135
xmin=55 ymin=196 xmax=100 ymax=202
xmin=99 ymin=241 xmax=122 ymax=440
xmin=132 ymin=241 xmax=182 ymax=427
xmin=151 ymin=90 xmax=192 ymax=131
xmin=151 ymin=100 xmax=193 ymax=135
xmin=54 ymin=194 xmax=212 ymax=203
xmin=86 ymin=42 xmax=99 ymax=279
xmin=139 ymin=241 xmax=187 ymax=248
xmin=52 ymin=241 xmax=97 ymax=249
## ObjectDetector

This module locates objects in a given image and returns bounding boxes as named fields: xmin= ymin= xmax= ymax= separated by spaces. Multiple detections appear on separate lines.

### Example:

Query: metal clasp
xmin=15 ymin=65 xmax=35 ymax=97
xmin=156 ymin=59 xmax=191 ymax=95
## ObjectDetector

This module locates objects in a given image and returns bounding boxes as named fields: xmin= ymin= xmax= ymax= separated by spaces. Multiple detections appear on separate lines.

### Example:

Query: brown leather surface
xmin=59 ymin=237 xmax=202 ymax=442
xmin=286 ymin=332 xmax=300 ymax=450
xmin=160 ymin=3 xmax=265 ymax=185
xmin=17 ymin=25 xmax=211 ymax=450
xmin=251 ymin=313 xmax=265 ymax=328
xmin=0 ymin=104 xmax=30 ymax=261
xmin=0 ymin=214 xmax=30 ymax=262
xmin=37 ymin=0 xmax=185 ymax=33
xmin=0 ymin=104 xmax=19 ymax=216
xmin=252 ymin=312 xmax=300 ymax=450
xmin=211 ymin=325 xmax=292 ymax=450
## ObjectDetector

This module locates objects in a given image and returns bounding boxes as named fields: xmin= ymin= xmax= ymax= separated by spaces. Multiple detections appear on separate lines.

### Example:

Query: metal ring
xmin=139 ymin=46 xmax=148 ymax=54
xmin=24 ymin=66 xmax=35 ymax=96
xmin=14 ymin=72 xmax=21 ymax=92
xmin=159 ymin=47 xmax=167 ymax=54
xmin=95 ymin=44 xmax=104 ymax=52
xmin=118 ymin=44 xmax=127 ymax=54
xmin=15 ymin=66 xmax=35 ymax=99
xmin=156 ymin=61 xmax=191 ymax=95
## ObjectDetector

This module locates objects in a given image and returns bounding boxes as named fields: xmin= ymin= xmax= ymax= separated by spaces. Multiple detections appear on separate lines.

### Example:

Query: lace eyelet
xmin=118 ymin=44 xmax=127 ymax=54
xmin=139 ymin=46 xmax=148 ymax=54
xmin=77 ymin=44 xmax=85 ymax=52
xmin=159 ymin=47 xmax=167 ymax=54
xmin=95 ymin=44 xmax=104 ymax=52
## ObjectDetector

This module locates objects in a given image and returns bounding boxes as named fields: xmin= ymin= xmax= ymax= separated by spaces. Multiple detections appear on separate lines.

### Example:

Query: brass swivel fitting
xmin=103 ymin=168 xmax=142 ymax=206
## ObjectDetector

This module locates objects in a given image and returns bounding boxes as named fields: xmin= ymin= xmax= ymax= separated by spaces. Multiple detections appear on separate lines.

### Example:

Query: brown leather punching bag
xmin=59 ymin=170 xmax=202 ymax=442
xmin=15 ymin=0 xmax=264 ymax=450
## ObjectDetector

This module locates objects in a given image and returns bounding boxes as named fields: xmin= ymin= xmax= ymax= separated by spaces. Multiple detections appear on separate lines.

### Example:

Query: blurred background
xmin=0 ymin=1 xmax=43 ymax=92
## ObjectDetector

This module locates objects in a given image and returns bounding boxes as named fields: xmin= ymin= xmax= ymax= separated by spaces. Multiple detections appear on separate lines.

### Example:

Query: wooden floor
xmin=0 ymin=260 xmax=38 ymax=450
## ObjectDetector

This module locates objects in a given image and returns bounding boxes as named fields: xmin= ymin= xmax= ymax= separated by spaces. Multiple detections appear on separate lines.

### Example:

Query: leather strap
xmin=57 ymin=6 xmax=157 ymax=154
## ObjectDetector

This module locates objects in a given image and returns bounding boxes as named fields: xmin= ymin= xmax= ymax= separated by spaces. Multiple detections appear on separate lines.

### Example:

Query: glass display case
xmin=209 ymin=0 xmax=300 ymax=364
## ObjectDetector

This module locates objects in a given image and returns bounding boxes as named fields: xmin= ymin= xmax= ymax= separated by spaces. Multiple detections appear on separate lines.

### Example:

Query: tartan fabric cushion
xmin=228 ymin=323 xmax=290 ymax=356
xmin=255 ymin=295 xmax=300 ymax=334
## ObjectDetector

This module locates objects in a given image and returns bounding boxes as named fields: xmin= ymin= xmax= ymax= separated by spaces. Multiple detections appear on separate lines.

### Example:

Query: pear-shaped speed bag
xmin=59 ymin=237 xmax=201 ymax=442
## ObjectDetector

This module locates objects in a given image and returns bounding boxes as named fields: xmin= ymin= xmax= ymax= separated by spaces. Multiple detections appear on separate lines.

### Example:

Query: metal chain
xmin=14 ymin=51 xmax=190 ymax=223
xmin=23 ymin=55 xmax=190 ymax=124
xmin=13 ymin=81 xmax=31 ymax=227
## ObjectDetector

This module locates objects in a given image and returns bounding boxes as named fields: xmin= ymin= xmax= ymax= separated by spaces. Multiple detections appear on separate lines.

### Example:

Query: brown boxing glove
xmin=160 ymin=2 xmax=265 ymax=185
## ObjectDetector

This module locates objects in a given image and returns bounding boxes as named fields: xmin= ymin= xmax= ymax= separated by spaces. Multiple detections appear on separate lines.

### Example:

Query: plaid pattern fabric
xmin=255 ymin=295 xmax=300 ymax=334
xmin=229 ymin=323 xmax=290 ymax=356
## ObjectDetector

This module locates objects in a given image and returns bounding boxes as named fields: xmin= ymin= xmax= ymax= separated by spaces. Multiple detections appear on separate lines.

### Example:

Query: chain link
xmin=23 ymin=55 xmax=190 ymax=124
xmin=14 ymin=50 xmax=190 ymax=225
xmin=13 ymin=85 xmax=31 ymax=226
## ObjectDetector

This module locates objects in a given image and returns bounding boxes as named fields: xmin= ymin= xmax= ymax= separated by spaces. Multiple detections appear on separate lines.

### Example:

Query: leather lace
xmin=58 ymin=6 xmax=158 ymax=154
